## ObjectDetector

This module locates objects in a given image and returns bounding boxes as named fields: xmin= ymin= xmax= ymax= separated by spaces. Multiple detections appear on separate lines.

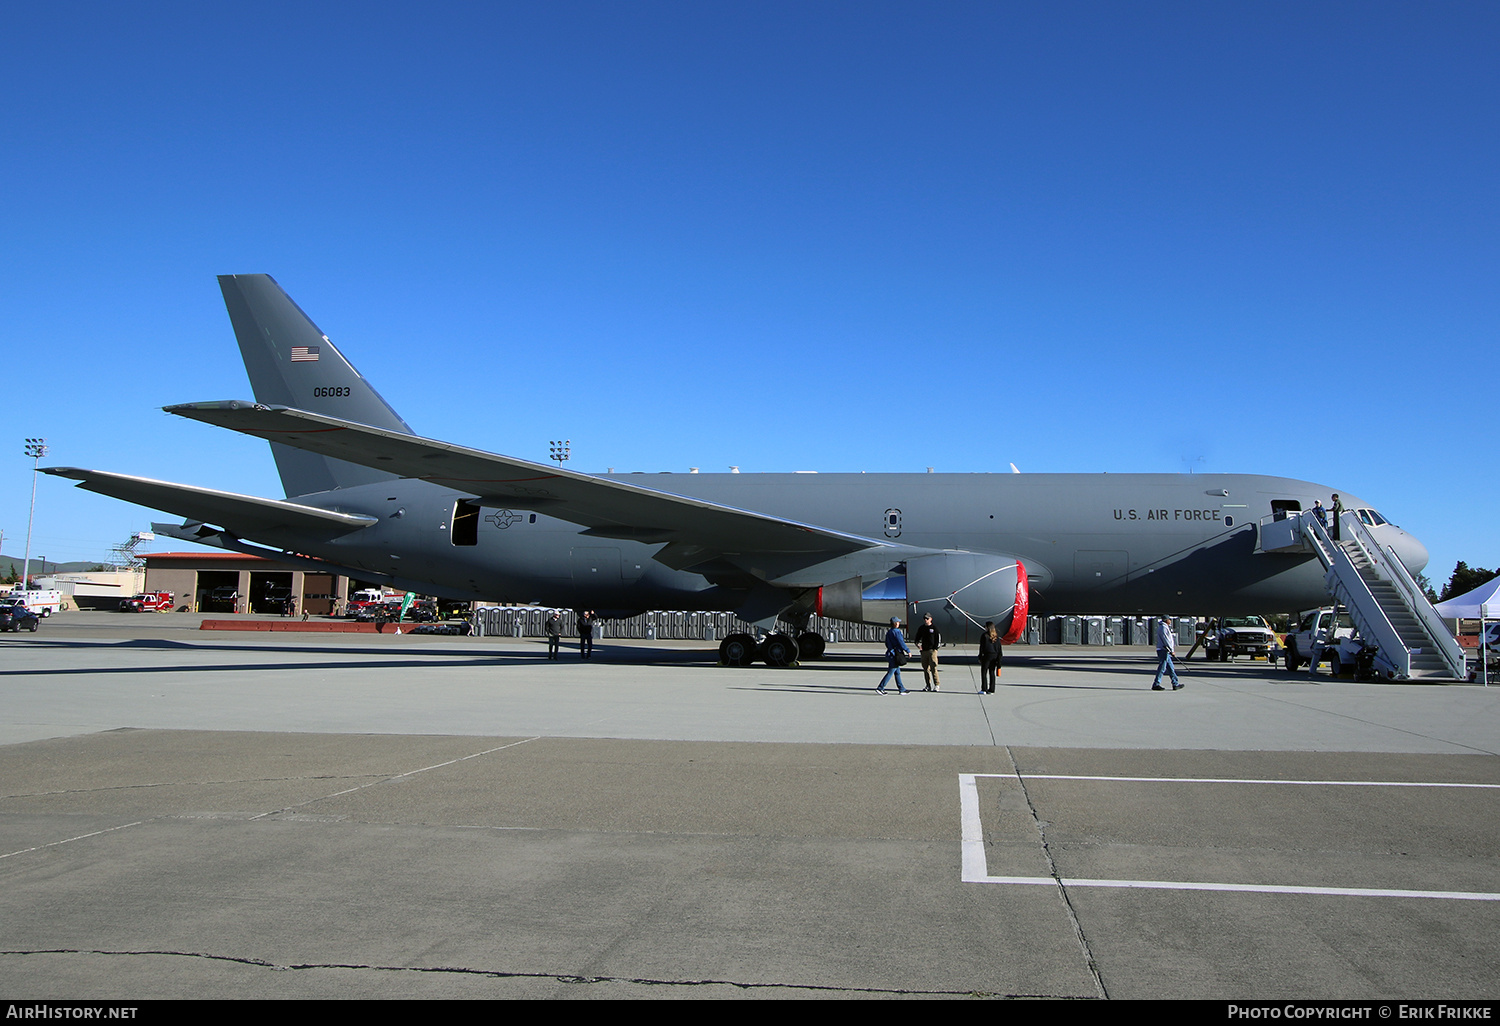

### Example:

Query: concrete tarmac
xmin=2 ymin=613 xmax=1498 ymax=999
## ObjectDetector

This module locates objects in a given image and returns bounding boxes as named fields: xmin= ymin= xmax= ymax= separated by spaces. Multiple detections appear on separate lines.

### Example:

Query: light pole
xmin=22 ymin=438 xmax=47 ymax=590
xmin=548 ymin=440 xmax=571 ymax=466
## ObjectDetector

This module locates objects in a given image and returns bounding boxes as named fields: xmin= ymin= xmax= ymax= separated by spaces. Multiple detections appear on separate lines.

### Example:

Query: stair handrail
xmin=1343 ymin=513 xmax=1467 ymax=679
xmin=1301 ymin=512 xmax=1410 ymax=677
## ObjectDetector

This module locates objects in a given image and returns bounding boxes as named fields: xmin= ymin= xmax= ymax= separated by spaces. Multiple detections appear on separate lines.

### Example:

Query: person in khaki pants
xmin=914 ymin=612 xmax=942 ymax=691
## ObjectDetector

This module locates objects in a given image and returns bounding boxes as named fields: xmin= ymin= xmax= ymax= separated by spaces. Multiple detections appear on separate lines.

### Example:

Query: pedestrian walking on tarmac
xmin=1153 ymin=616 xmax=1182 ymax=691
xmin=545 ymin=610 xmax=562 ymax=660
xmin=877 ymin=617 xmax=910 ymax=695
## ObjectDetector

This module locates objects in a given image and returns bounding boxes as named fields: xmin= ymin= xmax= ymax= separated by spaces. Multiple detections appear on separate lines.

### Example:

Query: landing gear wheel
xmin=719 ymin=633 xmax=758 ymax=667
xmin=760 ymin=632 xmax=800 ymax=668
xmin=795 ymin=632 xmax=826 ymax=661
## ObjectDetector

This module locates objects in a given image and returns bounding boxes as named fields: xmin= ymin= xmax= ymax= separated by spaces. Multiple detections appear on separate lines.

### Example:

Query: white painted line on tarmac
xmin=1019 ymin=773 xmax=1500 ymax=789
xmin=0 ymin=819 xmax=147 ymax=861
xmin=958 ymin=773 xmax=1500 ymax=901
xmin=959 ymin=773 xmax=989 ymax=882
xmin=250 ymin=736 xmax=543 ymax=820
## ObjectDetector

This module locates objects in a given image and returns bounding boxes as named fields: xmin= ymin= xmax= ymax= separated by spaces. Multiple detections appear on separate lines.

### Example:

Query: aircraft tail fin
xmin=218 ymin=273 xmax=413 ymax=497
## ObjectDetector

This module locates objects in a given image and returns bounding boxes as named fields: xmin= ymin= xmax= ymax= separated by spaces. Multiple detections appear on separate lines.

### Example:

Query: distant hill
xmin=0 ymin=553 xmax=119 ymax=576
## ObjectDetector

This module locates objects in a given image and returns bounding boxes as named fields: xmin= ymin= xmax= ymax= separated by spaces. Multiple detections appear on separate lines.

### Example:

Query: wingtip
xmin=164 ymin=400 xmax=269 ymax=416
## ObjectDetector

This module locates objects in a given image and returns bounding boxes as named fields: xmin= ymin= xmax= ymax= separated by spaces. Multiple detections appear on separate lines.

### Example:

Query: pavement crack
xmin=0 ymin=949 xmax=1085 ymax=997
xmin=1004 ymin=746 xmax=1109 ymax=999
xmin=0 ymin=776 xmax=380 ymax=800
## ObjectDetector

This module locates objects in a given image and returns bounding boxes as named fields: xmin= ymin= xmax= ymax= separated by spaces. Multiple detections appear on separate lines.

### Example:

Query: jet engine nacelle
xmin=814 ymin=575 xmax=907 ymax=627
xmin=905 ymin=551 xmax=1028 ymax=644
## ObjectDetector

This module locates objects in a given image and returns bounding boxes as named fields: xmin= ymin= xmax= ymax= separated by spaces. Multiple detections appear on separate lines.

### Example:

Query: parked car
xmin=0 ymin=601 xmax=41 ymax=632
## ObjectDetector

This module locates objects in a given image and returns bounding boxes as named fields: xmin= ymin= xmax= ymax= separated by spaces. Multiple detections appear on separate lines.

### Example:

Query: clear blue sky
xmin=2 ymin=1 xmax=1495 ymax=591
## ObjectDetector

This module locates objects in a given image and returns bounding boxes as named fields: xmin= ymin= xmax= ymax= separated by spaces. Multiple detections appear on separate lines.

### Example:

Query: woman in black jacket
xmin=978 ymin=621 xmax=1002 ymax=694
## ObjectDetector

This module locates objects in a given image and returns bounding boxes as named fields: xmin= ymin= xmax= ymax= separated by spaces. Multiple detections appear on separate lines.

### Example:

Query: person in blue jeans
xmin=878 ymin=617 xmax=911 ymax=694
xmin=1153 ymin=616 xmax=1182 ymax=691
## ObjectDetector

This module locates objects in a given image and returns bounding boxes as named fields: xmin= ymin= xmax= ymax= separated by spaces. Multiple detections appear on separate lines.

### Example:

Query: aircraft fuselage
xmin=295 ymin=470 xmax=1420 ymax=618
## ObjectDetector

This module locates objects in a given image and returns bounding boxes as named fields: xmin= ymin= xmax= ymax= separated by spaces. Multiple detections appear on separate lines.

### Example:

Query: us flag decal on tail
xmin=290 ymin=345 xmax=320 ymax=362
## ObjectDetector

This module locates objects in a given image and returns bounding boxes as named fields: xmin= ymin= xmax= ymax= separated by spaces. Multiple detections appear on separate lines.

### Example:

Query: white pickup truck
xmin=1203 ymin=615 xmax=1279 ymax=662
xmin=1284 ymin=608 xmax=1372 ymax=677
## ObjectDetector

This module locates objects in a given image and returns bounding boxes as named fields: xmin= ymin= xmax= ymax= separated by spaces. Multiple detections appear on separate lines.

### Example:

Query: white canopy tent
xmin=1434 ymin=576 xmax=1500 ymax=685
xmin=1433 ymin=576 xmax=1500 ymax=619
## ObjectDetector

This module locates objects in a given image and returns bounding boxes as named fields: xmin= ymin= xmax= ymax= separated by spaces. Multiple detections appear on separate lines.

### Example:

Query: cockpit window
xmin=1358 ymin=509 xmax=1375 ymax=526
xmin=1370 ymin=510 xmax=1388 ymax=526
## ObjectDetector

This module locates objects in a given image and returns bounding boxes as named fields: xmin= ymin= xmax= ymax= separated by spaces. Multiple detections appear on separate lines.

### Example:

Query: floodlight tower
xmin=549 ymin=439 xmax=571 ymax=466
xmin=22 ymin=438 xmax=47 ymax=589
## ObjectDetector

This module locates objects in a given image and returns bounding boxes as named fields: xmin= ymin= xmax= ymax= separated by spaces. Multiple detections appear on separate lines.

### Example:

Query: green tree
xmin=1414 ymin=570 xmax=1438 ymax=604
xmin=1439 ymin=562 xmax=1499 ymax=602
xmin=2 ymin=563 xmax=17 ymax=585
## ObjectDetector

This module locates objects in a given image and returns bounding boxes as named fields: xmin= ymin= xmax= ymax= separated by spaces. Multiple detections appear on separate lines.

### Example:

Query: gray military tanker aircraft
xmin=46 ymin=275 xmax=1430 ymax=666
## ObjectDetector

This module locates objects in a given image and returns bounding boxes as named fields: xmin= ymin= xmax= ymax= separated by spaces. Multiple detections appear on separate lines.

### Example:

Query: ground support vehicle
xmin=1284 ymin=607 xmax=1376 ymax=679
xmin=1203 ymin=615 xmax=1279 ymax=662
xmin=1464 ymin=623 xmax=1500 ymax=683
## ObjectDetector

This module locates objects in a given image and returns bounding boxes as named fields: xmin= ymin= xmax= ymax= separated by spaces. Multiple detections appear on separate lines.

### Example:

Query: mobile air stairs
xmin=1258 ymin=510 xmax=1466 ymax=681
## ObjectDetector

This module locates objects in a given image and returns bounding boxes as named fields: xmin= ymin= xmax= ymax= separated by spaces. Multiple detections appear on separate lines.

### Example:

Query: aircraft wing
xmin=42 ymin=467 xmax=379 ymax=538
xmin=163 ymin=401 xmax=881 ymax=572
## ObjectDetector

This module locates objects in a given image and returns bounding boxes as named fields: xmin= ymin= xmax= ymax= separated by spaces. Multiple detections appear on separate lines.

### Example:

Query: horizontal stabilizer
xmin=43 ymin=467 xmax=378 ymax=539
xmin=151 ymin=521 xmax=392 ymax=581
xmin=164 ymin=402 xmax=882 ymax=572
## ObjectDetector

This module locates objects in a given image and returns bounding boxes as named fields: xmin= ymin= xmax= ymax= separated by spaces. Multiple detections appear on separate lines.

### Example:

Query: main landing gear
xmin=718 ymin=629 xmax=828 ymax=667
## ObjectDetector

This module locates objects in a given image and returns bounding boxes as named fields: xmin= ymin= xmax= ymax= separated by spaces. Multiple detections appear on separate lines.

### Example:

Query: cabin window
xmin=452 ymin=500 xmax=480 ymax=546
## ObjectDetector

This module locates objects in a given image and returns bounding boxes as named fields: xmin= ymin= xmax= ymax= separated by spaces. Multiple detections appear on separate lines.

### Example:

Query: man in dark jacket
xmin=578 ymin=610 xmax=596 ymax=659
xmin=545 ymin=610 xmax=562 ymax=659
xmin=914 ymin=612 xmax=942 ymax=691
